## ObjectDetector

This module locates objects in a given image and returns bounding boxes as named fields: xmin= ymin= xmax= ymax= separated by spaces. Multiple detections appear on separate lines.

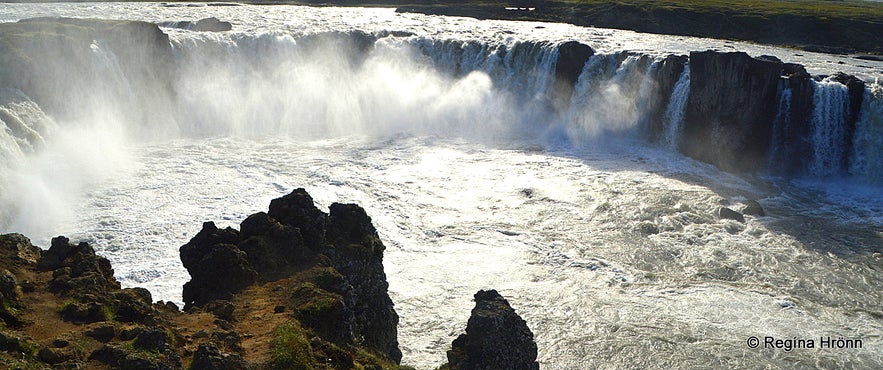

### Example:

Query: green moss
xmin=56 ymin=298 xmax=77 ymax=314
xmin=269 ymin=321 xmax=315 ymax=370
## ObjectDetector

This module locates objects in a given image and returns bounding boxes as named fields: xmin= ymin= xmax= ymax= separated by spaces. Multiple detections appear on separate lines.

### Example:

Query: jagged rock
xmin=85 ymin=323 xmax=116 ymax=343
xmin=718 ymin=207 xmax=745 ymax=223
xmin=238 ymin=212 xmax=309 ymax=280
xmin=742 ymin=200 xmax=766 ymax=216
xmin=0 ymin=269 xmax=20 ymax=302
xmin=190 ymin=343 xmax=251 ymax=370
xmin=682 ymin=51 xmax=782 ymax=172
xmin=447 ymin=290 xmax=539 ymax=370
xmin=41 ymin=237 xmax=120 ymax=298
xmin=0 ymin=233 xmax=43 ymax=265
xmin=193 ymin=17 xmax=233 ymax=32
xmin=326 ymin=202 xmax=401 ymax=363
xmin=267 ymin=189 xmax=328 ymax=248
xmin=38 ymin=346 xmax=77 ymax=365
xmin=180 ymin=223 xmax=257 ymax=310
xmin=210 ymin=331 xmax=243 ymax=353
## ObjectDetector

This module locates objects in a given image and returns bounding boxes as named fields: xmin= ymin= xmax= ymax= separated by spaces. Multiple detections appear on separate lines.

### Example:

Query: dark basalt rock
xmin=682 ymin=51 xmax=783 ymax=173
xmin=447 ymin=290 xmax=539 ymax=370
xmin=40 ymin=237 xmax=120 ymax=299
xmin=555 ymin=41 xmax=594 ymax=87
xmin=193 ymin=17 xmax=233 ymax=32
xmin=180 ymin=189 xmax=402 ymax=363
xmin=191 ymin=343 xmax=251 ymax=370
xmin=0 ymin=233 xmax=43 ymax=266
xmin=180 ymin=222 xmax=256 ymax=310
xmin=718 ymin=207 xmax=745 ymax=223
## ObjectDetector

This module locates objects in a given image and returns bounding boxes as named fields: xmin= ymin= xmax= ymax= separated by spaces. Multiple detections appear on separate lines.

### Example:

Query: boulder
xmin=555 ymin=41 xmax=594 ymax=87
xmin=447 ymin=290 xmax=539 ymax=370
xmin=742 ymin=200 xmax=766 ymax=217
xmin=718 ymin=207 xmax=745 ymax=223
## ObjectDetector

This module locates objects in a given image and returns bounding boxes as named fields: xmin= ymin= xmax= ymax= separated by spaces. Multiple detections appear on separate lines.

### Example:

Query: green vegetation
xmin=269 ymin=321 xmax=315 ymax=370
xmin=560 ymin=0 xmax=883 ymax=21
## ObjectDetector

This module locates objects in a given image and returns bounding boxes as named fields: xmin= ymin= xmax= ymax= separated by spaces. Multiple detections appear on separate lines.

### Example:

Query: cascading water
xmin=809 ymin=78 xmax=850 ymax=177
xmin=662 ymin=65 xmax=690 ymax=150
xmin=849 ymin=81 xmax=883 ymax=182
xmin=0 ymin=4 xmax=881 ymax=369
xmin=767 ymin=86 xmax=792 ymax=173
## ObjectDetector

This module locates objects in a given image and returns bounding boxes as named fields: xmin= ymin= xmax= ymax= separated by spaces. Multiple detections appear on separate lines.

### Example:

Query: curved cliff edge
xmin=0 ymin=189 xmax=538 ymax=369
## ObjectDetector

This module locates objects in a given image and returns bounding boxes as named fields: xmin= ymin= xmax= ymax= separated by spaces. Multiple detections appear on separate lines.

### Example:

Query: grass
xmin=269 ymin=321 xmax=315 ymax=370
xmin=559 ymin=0 xmax=883 ymax=21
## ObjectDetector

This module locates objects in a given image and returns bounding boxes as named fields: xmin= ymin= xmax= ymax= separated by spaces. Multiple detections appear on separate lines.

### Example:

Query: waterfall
xmin=767 ymin=86 xmax=792 ymax=174
xmin=662 ymin=65 xmax=690 ymax=150
xmin=849 ymin=81 xmax=883 ymax=183
xmin=809 ymin=78 xmax=850 ymax=177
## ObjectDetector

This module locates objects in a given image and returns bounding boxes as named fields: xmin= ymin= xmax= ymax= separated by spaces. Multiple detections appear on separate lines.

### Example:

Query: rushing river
xmin=0 ymin=3 xmax=881 ymax=369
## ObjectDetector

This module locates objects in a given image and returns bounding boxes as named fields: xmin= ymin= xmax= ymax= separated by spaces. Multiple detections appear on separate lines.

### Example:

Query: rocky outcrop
xmin=682 ymin=51 xmax=783 ymax=173
xmin=446 ymin=290 xmax=539 ymax=370
xmin=180 ymin=188 xmax=402 ymax=363
xmin=555 ymin=41 xmax=594 ymax=87
xmin=742 ymin=200 xmax=766 ymax=217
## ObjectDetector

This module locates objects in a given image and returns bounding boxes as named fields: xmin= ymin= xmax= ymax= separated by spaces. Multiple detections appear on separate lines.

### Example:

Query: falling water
xmin=662 ymin=65 xmax=690 ymax=149
xmin=809 ymin=78 xmax=850 ymax=176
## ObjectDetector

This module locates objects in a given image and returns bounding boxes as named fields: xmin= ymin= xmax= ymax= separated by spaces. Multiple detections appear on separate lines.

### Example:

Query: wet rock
xmin=555 ymin=41 xmax=594 ymax=87
xmin=742 ymin=200 xmax=766 ymax=216
xmin=193 ymin=17 xmax=233 ymax=32
xmin=447 ymin=290 xmax=539 ymax=370
xmin=682 ymin=51 xmax=782 ymax=172
xmin=718 ymin=207 xmax=745 ymax=223
xmin=190 ymin=343 xmax=251 ymax=370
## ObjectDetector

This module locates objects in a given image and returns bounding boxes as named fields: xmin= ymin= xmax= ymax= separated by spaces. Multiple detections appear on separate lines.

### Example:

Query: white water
xmin=663 ymin=66 xmax=690 ymax=150
xmin=809 ymin=78 xmax=850 ymax=177
xmin=0 ymin=3 xmax=881 ymax=369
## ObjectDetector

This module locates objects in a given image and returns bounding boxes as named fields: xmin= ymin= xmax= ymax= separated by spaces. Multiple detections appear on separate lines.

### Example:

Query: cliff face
xmin=681 ymin=51 xmax=783 ymax=173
